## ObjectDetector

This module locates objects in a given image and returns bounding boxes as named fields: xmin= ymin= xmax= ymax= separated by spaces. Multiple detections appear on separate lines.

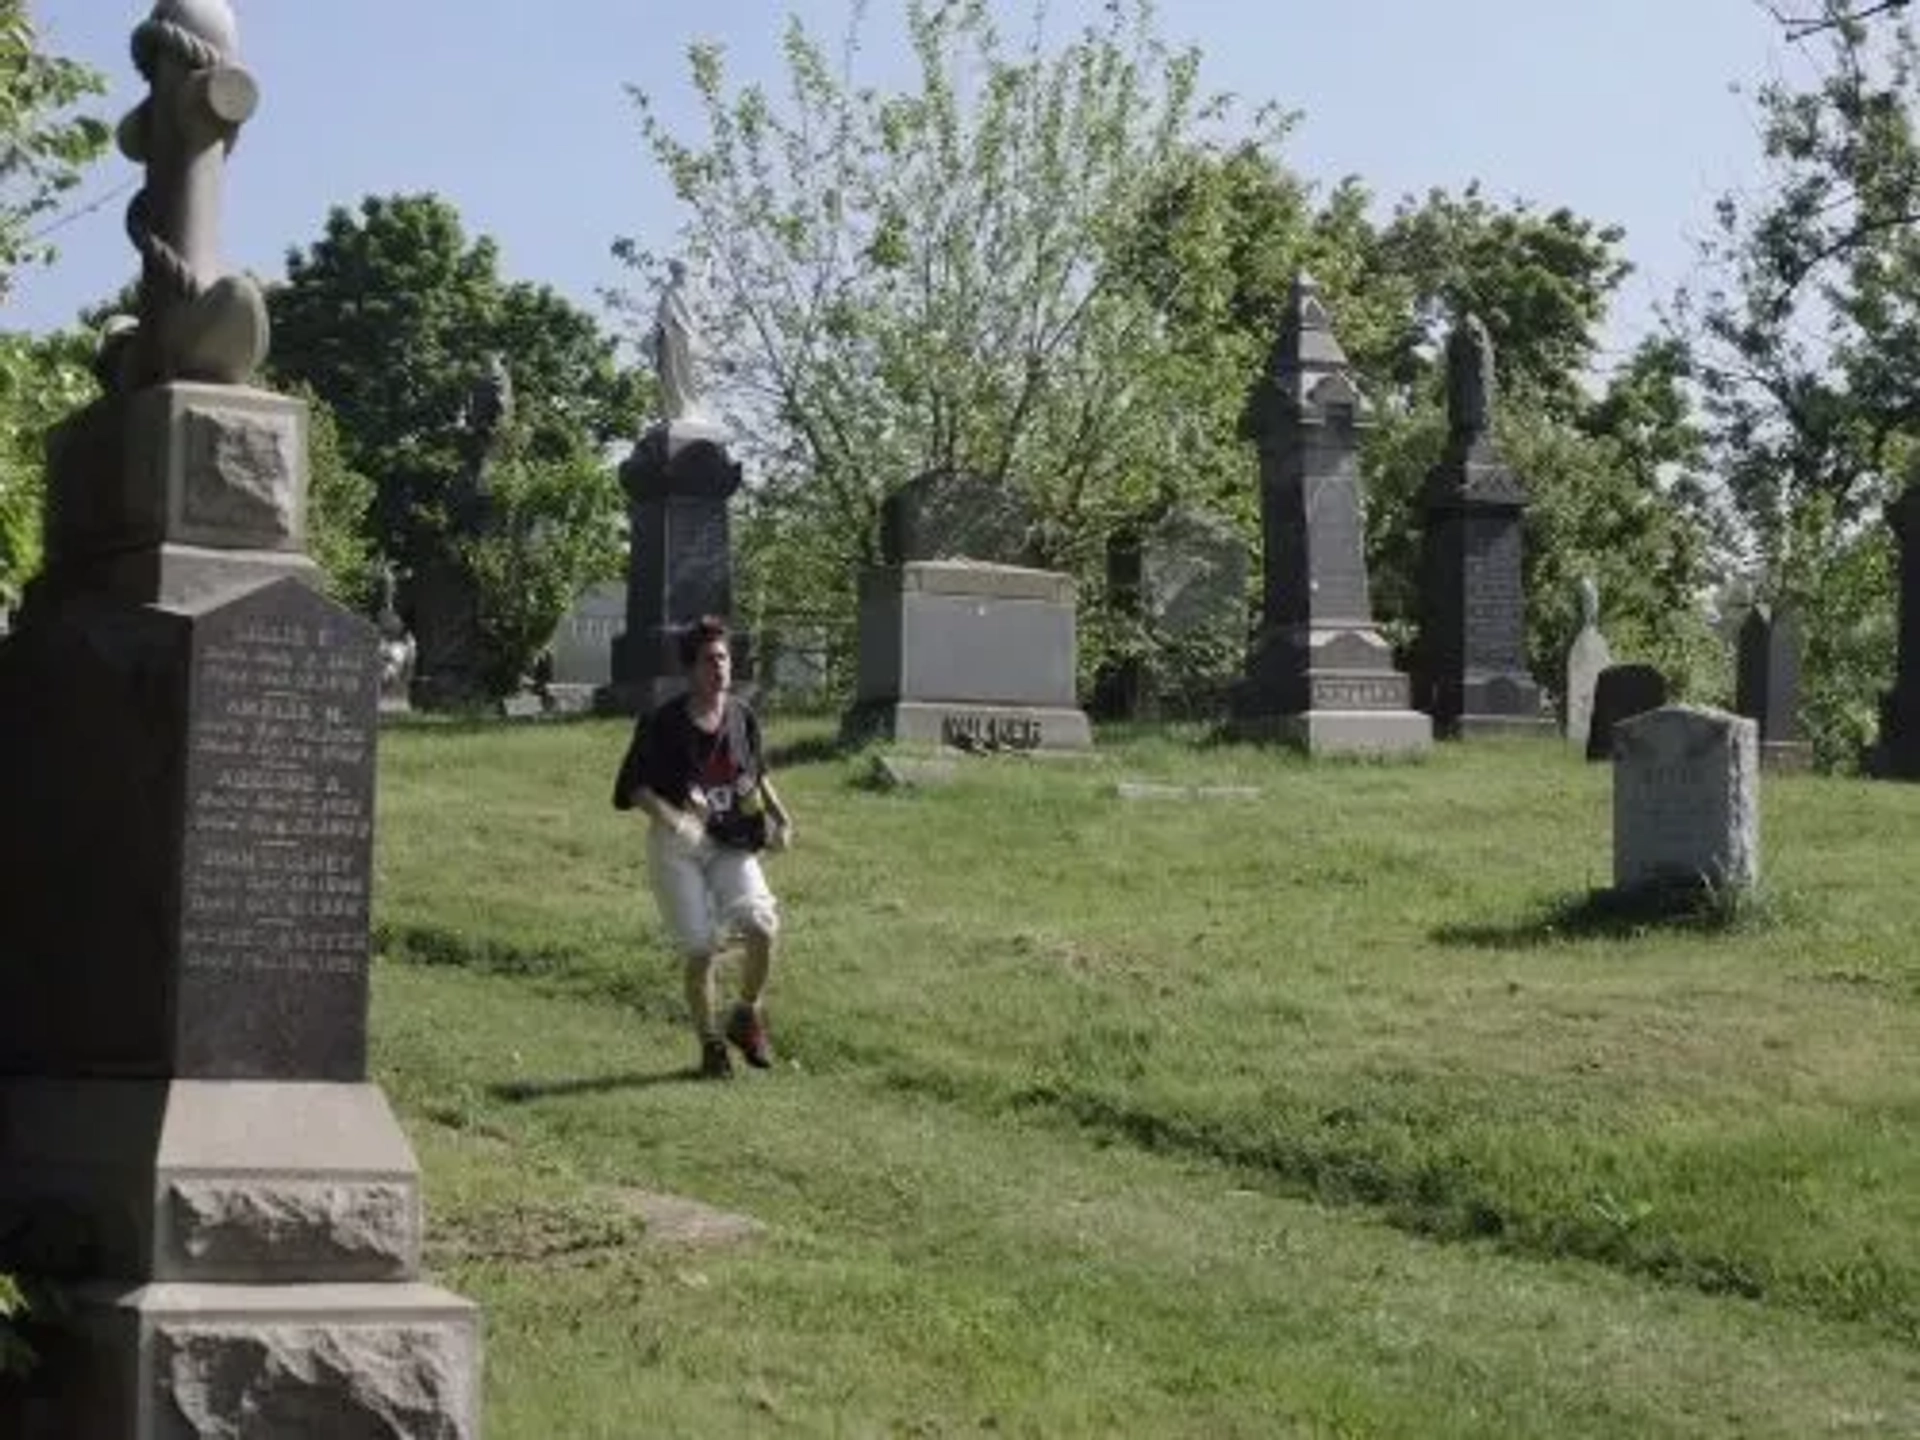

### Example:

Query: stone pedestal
xmin=597 ymin=419 xmax=745 ymax=715
xmin=0 ymin=385 xmax=479 ymax=1437
xmin=1417 ymin=432 xmax=1547 ymax=739
xmin=1232 ymin=275 xmax=1430 ymax=756
xmin=842 ymin=561 xmax=1093 ymax=750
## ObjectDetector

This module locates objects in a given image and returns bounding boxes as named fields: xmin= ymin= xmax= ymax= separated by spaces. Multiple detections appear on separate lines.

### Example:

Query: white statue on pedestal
xmin=650 ymin=258 xmax=714 ymax=427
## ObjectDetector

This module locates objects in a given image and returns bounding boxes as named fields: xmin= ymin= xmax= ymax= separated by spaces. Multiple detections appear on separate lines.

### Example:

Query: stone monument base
xmin=0 ymin=1079 xmax=480 ymax=1437
xmin=843 ymin=699 xmax=1093 ymax=751
xmin=4 ymin=1280 xmax=479 ymax=1439
xmin=1233 ymin=707 xmax=1433 ymax=756
xmin=1759 ymin=739 xmax=1814 ymax=773
xmin=1452 ymin=712 xmax=1555 ymax=741
xmin=0 ymin=1080 xmax=423 ymax=1284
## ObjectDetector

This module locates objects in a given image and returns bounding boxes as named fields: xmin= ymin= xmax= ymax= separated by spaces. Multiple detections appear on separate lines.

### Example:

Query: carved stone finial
xmin=115 ymin=0 xmax=269 ymax=387
xmin=1446 ymin=313 xmax=1495 ymax=436
xmin=1578 ymin=575 xmax=1600 ymax=628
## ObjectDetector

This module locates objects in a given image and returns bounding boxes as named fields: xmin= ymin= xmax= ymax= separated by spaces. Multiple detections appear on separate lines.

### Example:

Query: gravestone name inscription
xmin=179 ymin=580 xmax=375 ymax=1078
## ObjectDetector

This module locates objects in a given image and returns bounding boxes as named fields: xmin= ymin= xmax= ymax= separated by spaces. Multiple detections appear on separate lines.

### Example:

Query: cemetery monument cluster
xmin=0 ymin=3 xmax=479 ymax=1434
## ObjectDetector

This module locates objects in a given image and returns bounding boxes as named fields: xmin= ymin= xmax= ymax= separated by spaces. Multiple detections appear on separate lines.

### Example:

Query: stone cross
xmin=116 ymin=0 xmax=269 ymax=387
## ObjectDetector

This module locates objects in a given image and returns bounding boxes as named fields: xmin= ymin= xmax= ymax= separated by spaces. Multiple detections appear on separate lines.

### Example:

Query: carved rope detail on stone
xmin=125 ymin=17 xmax=228 ymax=310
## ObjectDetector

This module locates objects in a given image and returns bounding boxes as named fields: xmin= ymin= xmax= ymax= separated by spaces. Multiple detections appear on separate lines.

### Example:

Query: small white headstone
xmin=1613 ymin=705 xmax=1759 ymax=893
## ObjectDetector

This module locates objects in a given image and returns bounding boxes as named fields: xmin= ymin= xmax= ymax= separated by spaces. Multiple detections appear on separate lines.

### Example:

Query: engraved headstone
xmin=0 ymin=7 xmax=479 ymax=1433
xmin=1416 ymin=314 xmax=1547 ymax=738
xmin=881 ymin=469 xmax=1036 ymax=568
xmin=1233 ymin=274 xmax=1430 ymax=754
xmin=1736 ymin=602 xmax=1812 ymax=771
xmin=1564 ymin=576 xmax=1614 ymax=749
xmin=843 ymin=560 xmax=1094 ymax=750
xmin=547 ymin=578 xmax=626 ymax=691
xmin=1613 ymin=705 xmax=1759 ymax=895
xmin=1586 ymin=662 xmax=1669 ymax=761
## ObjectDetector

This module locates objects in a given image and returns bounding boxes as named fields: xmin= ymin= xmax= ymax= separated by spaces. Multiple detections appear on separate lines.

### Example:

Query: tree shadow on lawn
xmin=489 ymin=1068 xmax=715 ymax=1103
xmin=1432 ymin=879 xmax=1778 ymax=951
xmin=376 ymin=923 xmax=681 ymax=1022
xmin=764 ymin=729 xmax=855 ymax=770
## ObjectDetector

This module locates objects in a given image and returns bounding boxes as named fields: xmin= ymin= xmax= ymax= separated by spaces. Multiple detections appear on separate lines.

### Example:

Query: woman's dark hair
xmin=677 ymin=615 xmax=730 ymax=669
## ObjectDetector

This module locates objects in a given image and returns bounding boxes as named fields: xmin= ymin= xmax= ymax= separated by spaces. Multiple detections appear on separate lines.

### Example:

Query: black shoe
xmin=698 ymin=1037 xmax=734 ymax=1080
xmin=725 ymin=1003 xmax=774 ymax=1069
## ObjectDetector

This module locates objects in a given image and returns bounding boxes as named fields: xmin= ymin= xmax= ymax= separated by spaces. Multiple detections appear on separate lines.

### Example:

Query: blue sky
xmin=18 ymin=1 xmax=1807 ymax=369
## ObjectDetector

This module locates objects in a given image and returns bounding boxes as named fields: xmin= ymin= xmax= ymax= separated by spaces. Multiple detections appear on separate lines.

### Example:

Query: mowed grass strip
xmin=373 ymin=716 xmax=1920 ymax=1435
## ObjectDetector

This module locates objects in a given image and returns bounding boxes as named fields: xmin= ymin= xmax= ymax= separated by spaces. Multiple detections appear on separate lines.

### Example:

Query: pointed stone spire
xmin=1234 ymin=276 xmax=1428 ymax=755
xmin=1247 ymin=273 xmax=1366 ymax=441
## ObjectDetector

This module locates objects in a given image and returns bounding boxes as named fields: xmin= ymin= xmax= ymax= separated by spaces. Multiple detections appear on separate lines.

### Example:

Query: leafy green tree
xmin=460 ymin=453 xmax=625 ymax=696
xmin=0 ymin=329 xmax=95 ymax=607
xmin=286 ymin=383 xmax=379 ymax=611
xmin=0 ymin=1 xmax=109 ymax=300
xmin=1684 ymin=12 xmax=1920 ymax=763
xmin=621 ymin=0 xmax=1281 ymax=628
xmin=0 ymin=6 xmax=108 ymax=619
xmin=268 ymin=194 xmax=644 ymax=696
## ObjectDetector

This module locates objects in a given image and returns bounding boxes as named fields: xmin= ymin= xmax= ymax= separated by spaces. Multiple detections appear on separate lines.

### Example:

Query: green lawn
xmin=372 ymin=715 xmax=1920 ymax=1437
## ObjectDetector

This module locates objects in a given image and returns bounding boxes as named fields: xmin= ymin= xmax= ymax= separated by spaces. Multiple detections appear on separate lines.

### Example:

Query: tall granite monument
xmin=1735 ymin=601 xmax=1812 ymax=771
xmin=407 ymin=353 xmax=513 ymax=710
xmin=599 ymin=258 xmax=746 ymax=713
xmin=0 ymin=5 xmax=479 ymax=1433
xmin=1875 ymin=478 xmax=1920 ymax=778
xmin=1233 ymin=275 xmax=1430 ymax=754
xmin=1415 ymin=314 xmax=1546 ymax=737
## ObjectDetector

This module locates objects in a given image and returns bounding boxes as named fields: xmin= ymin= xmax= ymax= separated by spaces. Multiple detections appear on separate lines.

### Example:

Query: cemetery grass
xmin=373 ymin=716 xmax=1920 ymax=1438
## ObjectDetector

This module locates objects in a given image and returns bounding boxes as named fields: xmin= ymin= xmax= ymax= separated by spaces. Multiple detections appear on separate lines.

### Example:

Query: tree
xmin=0 ymin=329 xmax=94 ymax=608
xmin=1684 ymin=12 xmax=1920 ymax=763
xmin=1114 ymin=147 xmax=1705 ymax=695
xmin=620 ymin=0 xmax=1284 ymax=642
xmin=268 ymin=194 xmax=644 ymax=695
xmin=0 ymin=1 xmax=109 ymax=302
xmin=269 ymin=194 xmax=645 ymax=574
xmin=1768 ymin=0 xmax=1911 ymax=42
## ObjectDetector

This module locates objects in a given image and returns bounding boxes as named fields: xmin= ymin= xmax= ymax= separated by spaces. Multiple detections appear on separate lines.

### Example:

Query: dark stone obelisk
xmin=0 ymin=6 xmax=478 ymax=1433
xmin=1736 ymin=602 xmax=1812 ymax=771
xmin=597 ymin=418 xmax=745 ymax=714
xmin=1874 ymin=481 xmax=1920 ymax=778
xmin=1232 ymin=274 xmax=1430 ymax=754
xmin=1415 ymin=313 xmax=1547 ymax=738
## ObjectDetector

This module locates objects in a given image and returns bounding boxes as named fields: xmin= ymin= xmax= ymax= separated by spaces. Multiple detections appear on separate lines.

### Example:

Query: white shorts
xmin=646 ymin=823 xmax=780 ymax=958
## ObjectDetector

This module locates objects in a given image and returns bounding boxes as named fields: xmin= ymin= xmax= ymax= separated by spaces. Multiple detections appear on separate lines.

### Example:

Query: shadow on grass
xmin=1432 ymin=881 xmax=1783 ymax=951
xmin=376 ymin=923 xmax=682 ymax=1023
xmin=377 ymin=922 xmax=581 ymax=976
xmin=489 ymin=1068 xmax=710 ymax=1103
xmin=765 ymin=730 xmax=855 ymax=770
